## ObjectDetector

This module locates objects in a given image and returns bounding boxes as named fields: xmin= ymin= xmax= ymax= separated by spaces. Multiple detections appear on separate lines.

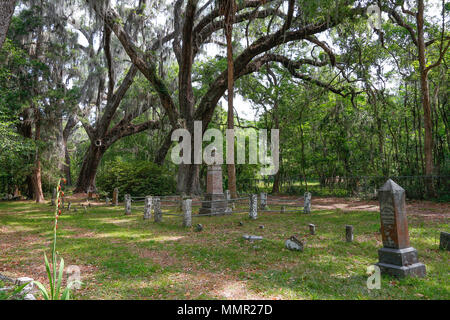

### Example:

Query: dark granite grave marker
xmin=376 ymin=179 xmax=426 ymax=278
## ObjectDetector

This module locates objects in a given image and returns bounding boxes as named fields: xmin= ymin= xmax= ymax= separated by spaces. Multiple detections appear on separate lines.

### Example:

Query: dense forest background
xmin=0 ymin=0 xmax=448 ymax=201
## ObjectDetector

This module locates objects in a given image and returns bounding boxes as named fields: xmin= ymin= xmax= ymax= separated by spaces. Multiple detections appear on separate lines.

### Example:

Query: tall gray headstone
xmin=124 ymin=194 xmax=131 ymax=215
xmin=143 ymin=196 xmax=153 ymax=220
xmin=182 ymin=199 xmax=192 ymax=227
xmin=259 ymin=192 xmax=268 ymax=210
xmin=376 ymin=179 xmax=426 ymax=278
xmin=153 ymin=197 xmax=162 ymax=223
xmin=304 ymin=192 xmax=311 ymax=214
xmin=249 ymin=194 xmax=258 ymax=220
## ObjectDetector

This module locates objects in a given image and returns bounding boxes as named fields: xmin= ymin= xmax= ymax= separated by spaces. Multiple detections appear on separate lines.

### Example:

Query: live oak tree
xmin=87 ymin=0 xmax=368 ymax=195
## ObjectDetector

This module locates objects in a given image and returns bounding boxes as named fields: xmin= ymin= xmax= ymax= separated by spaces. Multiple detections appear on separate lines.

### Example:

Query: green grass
xmin=0 ymin=201 xmax=448 ymax=300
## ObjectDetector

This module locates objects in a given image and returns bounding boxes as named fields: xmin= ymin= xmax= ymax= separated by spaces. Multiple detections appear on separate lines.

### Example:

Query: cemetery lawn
xmin=0 ymin=201 xmax=448 ymax=300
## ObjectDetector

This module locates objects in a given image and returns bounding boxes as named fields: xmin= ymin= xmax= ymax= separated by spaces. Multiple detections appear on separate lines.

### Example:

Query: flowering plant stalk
xmin=33 ymin=178 xmax=75 ymax=300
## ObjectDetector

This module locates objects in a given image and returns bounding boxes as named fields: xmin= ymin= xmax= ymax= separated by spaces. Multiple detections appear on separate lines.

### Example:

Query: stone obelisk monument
xmin=199 ymin=149 xmax=229 ymax=215
xmin=376 ymin=179 xmax=426 ymax=278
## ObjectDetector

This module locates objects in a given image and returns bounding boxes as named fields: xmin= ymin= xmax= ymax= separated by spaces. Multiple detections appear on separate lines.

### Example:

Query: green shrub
xmin=96 ymin=159 xmax=176 ymax=199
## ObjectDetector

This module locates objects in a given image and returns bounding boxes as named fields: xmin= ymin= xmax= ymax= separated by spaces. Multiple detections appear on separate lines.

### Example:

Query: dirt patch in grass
xmin=0 ymin=224 xmax=98 ymax=299
xmin=168 ymin=271 xmax=281 ymax=300
xmin=266 ymin=196 xmax=449 ymax=221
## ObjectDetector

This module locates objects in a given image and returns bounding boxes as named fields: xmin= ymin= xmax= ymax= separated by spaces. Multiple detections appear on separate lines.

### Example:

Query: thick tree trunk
xmin=417 ymin=0 xmax=436 ymax=197
xmin=74 ymin=143 xmax=106 ymax=193
xmin=63 ymin=141 xmax=72 ymax=185
xmin=0 ymin=0 xmax=16 ymax=50
xmin=177 ymin=163 xmax=201 ymax=195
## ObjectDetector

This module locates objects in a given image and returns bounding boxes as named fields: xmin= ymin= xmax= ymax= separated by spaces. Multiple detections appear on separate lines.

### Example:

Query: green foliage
xmin=0 ymin=282 xmax=31 ymax=300
xmin=97 ymin=159 xmax=176 ymax=198
xmin=33 ymin=179 xmax=80 ymax=300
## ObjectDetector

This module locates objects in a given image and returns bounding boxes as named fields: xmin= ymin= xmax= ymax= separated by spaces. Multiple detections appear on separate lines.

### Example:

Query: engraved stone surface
xmin=440 ymin=232 xmax=450 ymax=251
xmin=182 ymin=199 xmax=192 ymax=227
xmin=144 ymin=196 xmax=153 ymax=220
xmin=376 ymin=180 xmax=426 ymax=278
xmin=378 ymin=179 xmax=409 ymax=249
xmin=304 ymin=192 xmax=311 ymax=214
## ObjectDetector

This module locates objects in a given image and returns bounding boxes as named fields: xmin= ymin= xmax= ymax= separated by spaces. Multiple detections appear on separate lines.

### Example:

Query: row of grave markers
xmin=123 ymin=191 xmax=313 ymax=224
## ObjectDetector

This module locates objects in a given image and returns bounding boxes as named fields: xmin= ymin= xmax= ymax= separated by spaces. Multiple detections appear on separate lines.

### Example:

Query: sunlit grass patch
xmin=0 ymin=200 xmax=448 ymax=300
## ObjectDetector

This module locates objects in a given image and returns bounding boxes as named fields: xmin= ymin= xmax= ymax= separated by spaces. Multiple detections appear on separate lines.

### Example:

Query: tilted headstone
xmin=376 ymin=179 xmax=426 ymax=278
xmin=304 ymin=192 xmax=311 ymax=214
xmin=124 ymin=194 xmax=131 ymax=215
xmin=195 ymin=224 xmax=203 ymax=232
xmin=113 ymin=188 xmax=119 ymax=206
xmin=249 ymin=194 xmax=258 ymax=220
xmin=309 ymin=224 xmax=316 ymax=235
xmin=143 ymin=196 xmax=153 ymax=220
xmin=153 ymin=197 xmax=162 ymax=223
xmin=346 ymin=225 xmax=354 ymax=242
xmin=285 ymin=236 xmax=305 ymax=252
xmin=439 ymin=232 xmax=450 ymax=251
xmin=182 ymin=199 xmax=192 ymax=227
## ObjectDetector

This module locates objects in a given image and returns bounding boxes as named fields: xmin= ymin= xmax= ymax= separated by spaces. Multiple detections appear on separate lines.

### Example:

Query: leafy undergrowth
xmin=0 ymin=201 xmax=448 ymax=300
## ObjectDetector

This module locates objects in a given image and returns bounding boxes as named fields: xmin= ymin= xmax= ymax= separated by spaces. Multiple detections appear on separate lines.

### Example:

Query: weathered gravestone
xmin=439 ymin=232 xmax=450 ymax=251
xmin=105 ymin=197 xmax=110 ymax=206
xmin=153 ymin=197 xmax=162 ymax=223
xmin=112 ymin=188 xmax=119 ymax=206
xmin=309 ymin=224 xmax=316 ymax=235
xmin=304 ymin=192 xmax=311 ymax=214
xmin=259 ymin=192 xmax=268 ymax=210
xmin=346 ymin=225 xmax=354 ymax=242
xmin=249 ymin=194 xmax=258 ymax=220
xmin=285 ymin=236 xmax=305 ymax=252
xmin=199 ymin=149 xmax=230 ymax=215
xmin=376 ymin=179 xmax=426 ymax=278
xmin=143 ymin=196 xmax=153 ymax=220
xmin=124 ymin=194 xmax=131 ymax=215
xmin=182 ymin=199 xmax=192 ymax=227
